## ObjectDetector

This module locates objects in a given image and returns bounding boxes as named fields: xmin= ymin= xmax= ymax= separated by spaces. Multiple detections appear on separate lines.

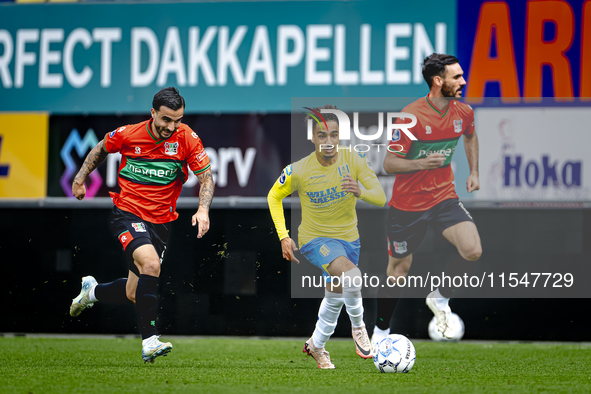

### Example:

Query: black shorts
xmin=387 ymin=198 xmax=474 ymax=258
xmin=109 ymin=206 xmax=170 ymax=276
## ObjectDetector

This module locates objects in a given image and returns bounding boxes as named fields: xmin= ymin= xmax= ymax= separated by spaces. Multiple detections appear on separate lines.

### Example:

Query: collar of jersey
xmin=425 ymin=94 xmax=450 ymax=118
xmin=146 ymin=119 xmax=168 ymax=144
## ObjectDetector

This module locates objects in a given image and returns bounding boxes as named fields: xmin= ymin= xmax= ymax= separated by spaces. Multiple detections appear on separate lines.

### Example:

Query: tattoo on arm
xmin=73 ymin=141 xmax=109 ymax=185
xmin=197 ymin=169 xmax=215 ymax=210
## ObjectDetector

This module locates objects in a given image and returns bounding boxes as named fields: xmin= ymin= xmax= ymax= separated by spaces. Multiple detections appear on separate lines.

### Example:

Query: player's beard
xmin=441 ymin=83 xmax=463 ymax=99
xmin=156 ymin=126 xmax=175 ymax=139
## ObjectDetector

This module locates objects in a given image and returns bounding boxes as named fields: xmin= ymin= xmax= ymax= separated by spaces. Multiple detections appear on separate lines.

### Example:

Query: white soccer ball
xmin=428 ymin=313 xmax=465 ymax=342
xmin=373 ymin=334 xmax=416 ymax=373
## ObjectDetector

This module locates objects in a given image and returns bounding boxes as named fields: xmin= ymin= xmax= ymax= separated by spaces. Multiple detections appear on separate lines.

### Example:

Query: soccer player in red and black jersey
xmin=371 ymin=54 xmax=482 ymax=346
xmin=69 ymin=87 xmax=215 ymax=363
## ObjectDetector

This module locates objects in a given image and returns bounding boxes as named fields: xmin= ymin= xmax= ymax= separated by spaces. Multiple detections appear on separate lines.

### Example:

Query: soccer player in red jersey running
xmin=371 ymin=54 xmax=482 ymax=346
xmin=68 ymin=87 xmax=215 ymax=363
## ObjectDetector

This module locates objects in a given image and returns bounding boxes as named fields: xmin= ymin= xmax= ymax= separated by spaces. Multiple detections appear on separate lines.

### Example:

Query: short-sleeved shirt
xmin=103 ymin=119 xmax=211 ymax=224
xmin=388 ymin=95 xmax=475 ymax=212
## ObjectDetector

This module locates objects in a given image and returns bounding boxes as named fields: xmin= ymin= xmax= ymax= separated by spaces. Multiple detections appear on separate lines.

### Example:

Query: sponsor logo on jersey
xmin=196 ymin=149 xmax=207 ymax=162
xmin=109 ymin=130 xmax=116 ymax=138
xmin=319 ymin=244 xmax=331 ymax=257
xmin=132 ymin=222 xmax=147 ymax=232
xmin=120 ymin=158 xmax=183 ymax=186
xmin=337 ymin=164 xmax=350 ymax=177
xmin=453 ymin=119 xmax=463 ymax=133
xmin=426 ymin=125 xmax=432 ymax=134
xmin=306 ymin=186 xmax=349 ymax=204
xmin=164 ymin=141 xmax=179 ymax=155
xmin=393 ymin=241 xmax=407 ymax=254
xmin=418 ymin=147 xmax=455 ymax=157
xmin=391 ymin=129 xmax=401 ymax=142
xmin=408 ymin=139 xmax=460 ymax=166
xmin=279 ymin=165 xmax=292 ymax=185
xmin=118 ymin=126 xmax=126 ymax=133
xmin=135 ymin=147 xmax=141 ymax=154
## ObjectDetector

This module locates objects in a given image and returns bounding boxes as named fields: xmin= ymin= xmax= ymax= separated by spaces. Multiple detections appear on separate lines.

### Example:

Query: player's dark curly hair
xmin=422 ymin=53 xmax=460 ymax=88
xmin=153 ymin=87 xmax=185 ymax=111
xmin=304 ymin=104 xmax=339 ymax=129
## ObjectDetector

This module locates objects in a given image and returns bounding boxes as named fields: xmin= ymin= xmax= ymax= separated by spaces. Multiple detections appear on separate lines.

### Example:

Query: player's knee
xmin=342 ymin=267 xmax=362 ymax=294
xmin=463 ymin=245 xmax=482 ymax=261
xmin=126 ymin=289 xmax=136 ymax=303
xmin=139 ymin=259 xmax=161 ymax=277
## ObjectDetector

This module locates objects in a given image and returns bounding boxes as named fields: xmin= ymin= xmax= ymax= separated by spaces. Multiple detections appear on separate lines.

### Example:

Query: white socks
xmin=373 ymin=326 xmax=390 ymax=337
xmin=142 ymin=335 xmax=157 ymax=346
xmin=88 ymin=285 xmax=98 ymax=303
xmin=342 ymin=267 xmax=365 ymax=328
xmin=344 ymin=296 xmax=364 ymax=328
xmin=432 ymin=288 xmax=450 ymax=309
xmin=312 ymin=291 xmax=344 ymax=349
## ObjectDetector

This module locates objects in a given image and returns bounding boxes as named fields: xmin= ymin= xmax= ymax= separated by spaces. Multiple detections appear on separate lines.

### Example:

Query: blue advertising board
xmin=0 ymin=0 xmax=455 ymax=114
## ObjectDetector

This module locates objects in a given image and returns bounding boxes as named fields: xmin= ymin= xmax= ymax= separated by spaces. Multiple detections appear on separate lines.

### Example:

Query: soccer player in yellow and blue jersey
xmin=268 ymin=105 xmax=386 ymax=369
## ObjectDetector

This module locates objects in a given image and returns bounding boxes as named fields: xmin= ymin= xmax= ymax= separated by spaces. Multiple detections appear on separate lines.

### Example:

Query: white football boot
xmin=426 ymin=291 xmax=455 ymax=339
xmin=142 ymin=335 xmax=173 ymax=364
xmin=69 ymin=276 xmax=98 ymax=317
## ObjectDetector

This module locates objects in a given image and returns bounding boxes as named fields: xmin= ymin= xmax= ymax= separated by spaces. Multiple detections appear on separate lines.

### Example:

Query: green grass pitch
xmin=2 ymin=337 xmax=591 ymax=393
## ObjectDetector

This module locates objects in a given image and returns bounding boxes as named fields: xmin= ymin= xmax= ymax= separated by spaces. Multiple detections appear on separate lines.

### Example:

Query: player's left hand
xmin=192 ymin=208 xmax=210 ymax=238
xmin=341 ymin=175 xmax=361 ymax=197
xmin=281 ymin=237 xmax=299 ymax=263
xmin=466 ymin=173 xmax=480 ymax=193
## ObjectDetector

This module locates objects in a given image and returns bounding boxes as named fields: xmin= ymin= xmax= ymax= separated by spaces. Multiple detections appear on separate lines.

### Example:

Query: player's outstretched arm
xmin=72 ymin=140 xmax=109 ymax=200
xmin=383 ymin=152 xmax=445 ymax=174
xmin=192 ymin=169 xmax=215 ymax=238
xmin=267 ymin=167 xmax=296 ymax=262
xmin=463 ymin=132 xmax=480 ymax=193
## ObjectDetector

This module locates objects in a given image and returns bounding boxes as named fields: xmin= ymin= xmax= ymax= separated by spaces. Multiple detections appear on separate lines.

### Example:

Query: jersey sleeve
xmin=387 ymin=114 xmax=416 ymax=158
xmin=463 ymin=106 xmax=475 ymax=136
xmin=186 ymin=129 xmax=211 ymax=176
xmin=267 ymin=165 xmax=294 ymax=241
xmin=353 ymin=152 xmax=386 ymax=207
xmin=102 ymin=125 xmax=128 ymax=153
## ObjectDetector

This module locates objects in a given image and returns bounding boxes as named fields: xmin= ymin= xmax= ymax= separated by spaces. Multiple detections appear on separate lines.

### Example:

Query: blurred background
xmin=1 ymin=0 xmax=590 ymax=341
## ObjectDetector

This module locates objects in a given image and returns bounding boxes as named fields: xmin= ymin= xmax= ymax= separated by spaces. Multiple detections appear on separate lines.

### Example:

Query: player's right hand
xmin=281 ymin=237 xmax=299 ymax=263
xmin=422 ymin=153 xmax=446 ymax=169
xmin=72 ymin=182 xmax=86 ymax=200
